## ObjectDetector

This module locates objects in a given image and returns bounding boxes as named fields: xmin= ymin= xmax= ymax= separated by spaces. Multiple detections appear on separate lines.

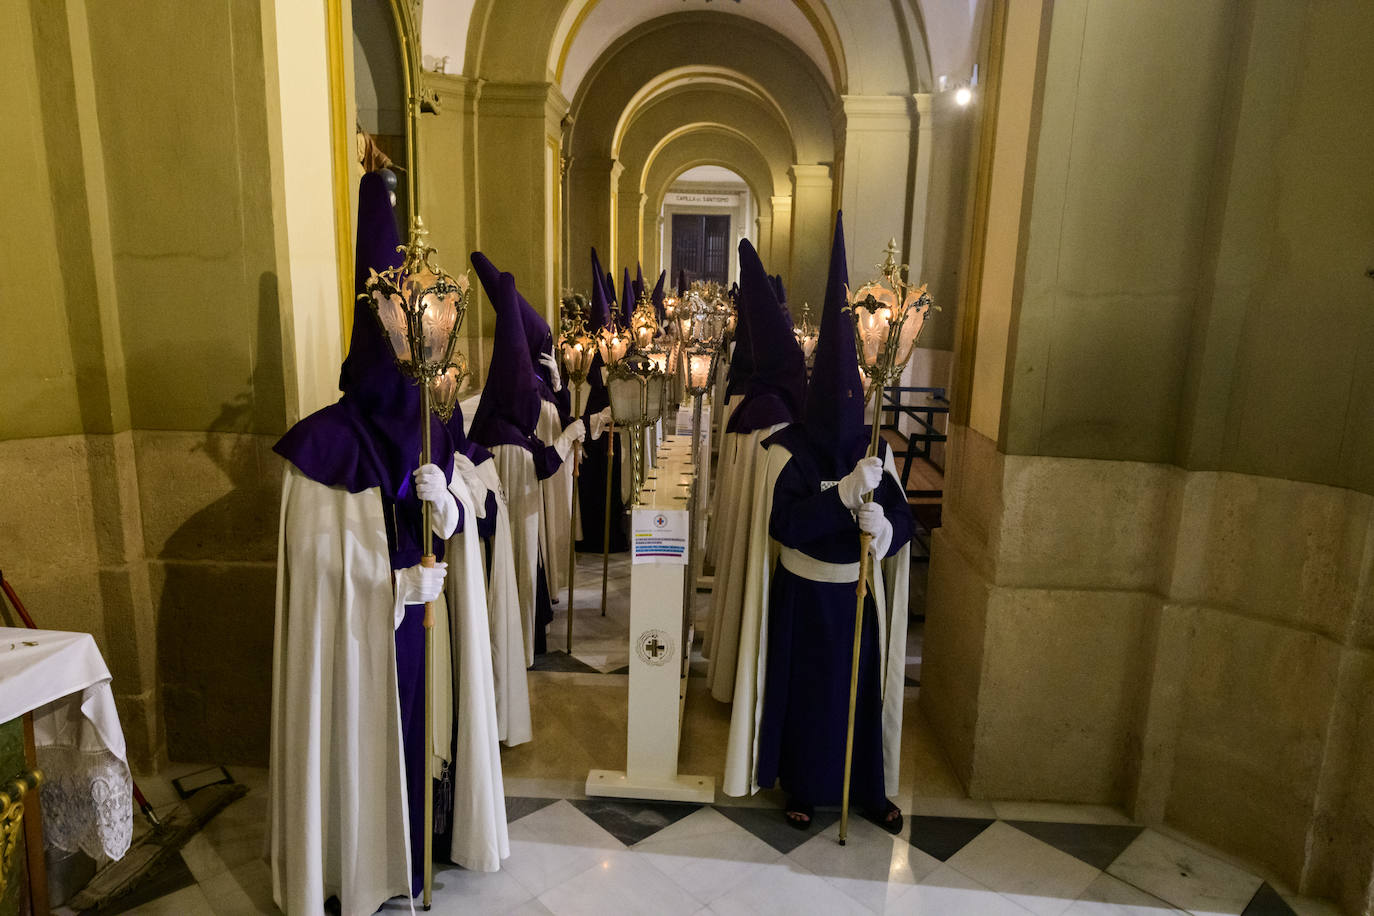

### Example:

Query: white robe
xmin=268 ymin=467 xmax=412 ymax=916
xmin=440 ymin=475 xmax=511 ymax=871
xmin=535 ymin=400 xmax=573 ymax=597
xmin=490 ymin=444 xmax=543 ymax=667
xmin=472 ymin=458 xmax=532 ymax=747
xmin=705 ymin=394 xmax=741 ymax=562
xmin=722 ymin=447 xmax=910 ymax=798
xmin=703 ymin=420 xmax=786 ymax=703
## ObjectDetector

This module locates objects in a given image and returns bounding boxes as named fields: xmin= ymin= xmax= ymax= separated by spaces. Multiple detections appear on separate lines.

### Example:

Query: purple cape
xmin=273 ymin=171 xmax=456 ymax=506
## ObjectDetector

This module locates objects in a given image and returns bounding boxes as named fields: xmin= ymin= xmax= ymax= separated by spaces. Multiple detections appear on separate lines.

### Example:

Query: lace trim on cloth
xmin=35 ymin=743 xmax=133 ymax=861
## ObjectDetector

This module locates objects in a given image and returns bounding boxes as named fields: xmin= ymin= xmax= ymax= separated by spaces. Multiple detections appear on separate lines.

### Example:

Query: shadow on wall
xmin=155 ymin=272 xmax=288 ymax=766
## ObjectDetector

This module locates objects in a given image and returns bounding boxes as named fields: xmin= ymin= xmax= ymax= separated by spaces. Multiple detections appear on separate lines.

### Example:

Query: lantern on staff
xmin=558 ymin=294 xmax=598 ymax=649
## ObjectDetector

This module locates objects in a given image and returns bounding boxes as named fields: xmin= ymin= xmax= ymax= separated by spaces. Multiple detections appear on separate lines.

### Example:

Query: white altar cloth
xmin=0 ymin=627 xmax=133 ymax=861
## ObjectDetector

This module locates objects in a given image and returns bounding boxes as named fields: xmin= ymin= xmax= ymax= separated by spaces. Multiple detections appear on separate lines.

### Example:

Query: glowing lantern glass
xmin=558 ymin=295 xmax=597 ymax=386
xmin=428 ymin=356 xmax=470 ymax=422
xmin=363 ymin=219 xmax=470 ymax=386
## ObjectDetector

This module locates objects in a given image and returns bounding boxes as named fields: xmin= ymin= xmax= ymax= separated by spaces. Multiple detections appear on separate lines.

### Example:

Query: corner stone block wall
xmin=922 ymin=425 xmax=1374 ymax=910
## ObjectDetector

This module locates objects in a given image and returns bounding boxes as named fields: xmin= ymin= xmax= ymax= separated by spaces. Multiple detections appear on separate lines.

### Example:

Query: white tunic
xmin=268 ymin=467 xmax=412 ymax=916
xmin=535 ymin=400 xmax=574 ymax=597
xmin=490 ymin=444 xmax=543 ymax=668
xmin=471 ymin=459 xmax=533 ymax=747
xmin=440 ymin=475 xmax=511 ymax=871
xmin=702 ymin=421 xmax=786 ymax=703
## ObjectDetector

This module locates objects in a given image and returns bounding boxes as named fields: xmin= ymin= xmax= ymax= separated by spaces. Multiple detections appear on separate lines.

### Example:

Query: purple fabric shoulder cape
xmin=273 ymin=171 xmax=456 ymax=502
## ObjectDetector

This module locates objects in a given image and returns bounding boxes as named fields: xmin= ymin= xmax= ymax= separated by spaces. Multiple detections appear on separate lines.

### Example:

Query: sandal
xmin=784 ymin=798 xmax=814 ymax=831
xmin=863 ymin=800 xmax=903 ymax=836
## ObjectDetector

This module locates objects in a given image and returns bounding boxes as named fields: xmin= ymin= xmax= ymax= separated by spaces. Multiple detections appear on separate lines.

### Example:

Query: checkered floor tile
xmin=97 ymin=778 xmax=1342 ymax=916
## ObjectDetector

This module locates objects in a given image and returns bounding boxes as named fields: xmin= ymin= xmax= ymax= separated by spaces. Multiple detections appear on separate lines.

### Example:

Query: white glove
xmin=837 ymin=456 xmax=883 ymax=509
xmin=413 ymin=463 xmax=460 ymax=539
xmin=588 ymin=406 xmax=612 ymax=441
xmin=856 ymin=502 xmax=893 ymax=559
xmin=451 ymin=452 xmax=489 ymax=518
xmin=396 ymin=561 xmax=447 ymax=604
xmin=539 ymin=349 xmax=563 ymax=392
xmin=555 ymin=419 xmax=586 ymax=460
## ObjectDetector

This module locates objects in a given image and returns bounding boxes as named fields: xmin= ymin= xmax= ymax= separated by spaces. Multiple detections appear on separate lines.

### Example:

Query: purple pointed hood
xmin=677 ymin=269 xmax=688 ymax=296
xmin=274 ymin=172 xmax=455 ymax=497
xmin=726 ymin=238 xmax=806 ymax=434
xmin=803 ymin=212 xmax=867 ymax=471
xmin=591 ymin=248 xmax=610 ymax=322
xmin=620 ymin=267 xmax=635 ymax=326
xmin=472 ymin=251 xmax=562 ymax=410
xmin=724 ymin=275 xmax=754 ymax=398
xmin=585 ymin=249 xmax=613 ymax=413
xmin=469 ymin=260 xmax=544 ymax=450
xmin=651 ymin=270 xmax=667 ymax=322
xmin=633 ymin=264 xmax=645 ymax=304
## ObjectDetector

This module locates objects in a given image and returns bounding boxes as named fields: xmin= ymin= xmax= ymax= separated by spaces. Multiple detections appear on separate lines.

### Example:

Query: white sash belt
xmin=778 ymin=546 xmax=860 ymax=583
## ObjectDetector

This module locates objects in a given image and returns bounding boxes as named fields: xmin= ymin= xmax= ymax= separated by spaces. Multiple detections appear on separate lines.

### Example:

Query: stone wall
xmin=0 ymin=431 xmax=281 ymax=771
xmin=924 ymin=424 xmax=1374 ymax=910
xmin=0 ymin=0 xmax=300 ymax=773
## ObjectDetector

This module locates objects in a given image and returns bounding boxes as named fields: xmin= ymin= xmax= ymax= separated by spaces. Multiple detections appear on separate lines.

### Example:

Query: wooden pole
xmin=600 ymin=419 xmax=615 ymax=617
xmin=566 ymin=383 xmax=583 ymax=653
xmin=419 ymin=382 xmax=434 ymax=908
xmin=838 ymin=383 xmax=886 ymax=846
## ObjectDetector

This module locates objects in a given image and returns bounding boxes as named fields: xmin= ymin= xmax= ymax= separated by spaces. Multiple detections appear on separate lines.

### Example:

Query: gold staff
xmin=362 ymin=220 xmax=471 ymax=902
xmin=595 ymin=315 xmax=632 ymax=614
xmin=837 ymin=240 xmax=934 ymax=846
xmin=559 ymin=295 xmax=597 ymax=651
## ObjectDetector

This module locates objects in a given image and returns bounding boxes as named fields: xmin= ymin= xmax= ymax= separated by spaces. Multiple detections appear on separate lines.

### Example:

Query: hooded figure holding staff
xmin=268 ymin=172 xmax=460 ymax=913
xmin=721 ymin=212 xmax=912 ymax=833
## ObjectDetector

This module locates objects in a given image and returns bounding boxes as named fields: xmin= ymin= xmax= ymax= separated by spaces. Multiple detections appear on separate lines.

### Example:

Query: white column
xmin=768 ymin=194 xmax=793 ymax=282
xmin=837 ymin=94 xmax=915 ymax=281
xmin=787 ymin=164 xmax=833 ymax=310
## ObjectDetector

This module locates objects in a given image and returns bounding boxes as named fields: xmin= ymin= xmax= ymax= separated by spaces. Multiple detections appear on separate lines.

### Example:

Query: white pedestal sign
xmin=586 ymin=434 xmax=715 ymax=803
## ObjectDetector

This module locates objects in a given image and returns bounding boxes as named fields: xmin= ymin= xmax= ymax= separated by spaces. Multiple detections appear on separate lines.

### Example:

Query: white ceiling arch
xmin=635 ymin=121 xmax=787 ymax=198
xmin=609 ymin=66 xmax=794 ymax=163
xmin=549 ymin=0 xmax=846 ymax=100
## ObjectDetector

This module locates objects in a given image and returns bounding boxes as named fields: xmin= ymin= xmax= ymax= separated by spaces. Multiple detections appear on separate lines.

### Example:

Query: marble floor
xmin=84 ymin=552 xmax=1343 ymax=916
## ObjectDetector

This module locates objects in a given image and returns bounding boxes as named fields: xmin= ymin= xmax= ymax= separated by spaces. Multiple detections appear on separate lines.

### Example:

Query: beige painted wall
xmin=0 ymin=0 xmax=84 ymax=440
xmin=965 ymin=0 xmax=1043 ymax=444
xmin=991 ymin=0 xmax=1374 ymax=489
xmin=0 ymin=0 xmax=332 ymax=770
xmin=918 ymin=89 xmax=977 ymax=354
xmin=927 ymin=3 xmax=1374 ymax=912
